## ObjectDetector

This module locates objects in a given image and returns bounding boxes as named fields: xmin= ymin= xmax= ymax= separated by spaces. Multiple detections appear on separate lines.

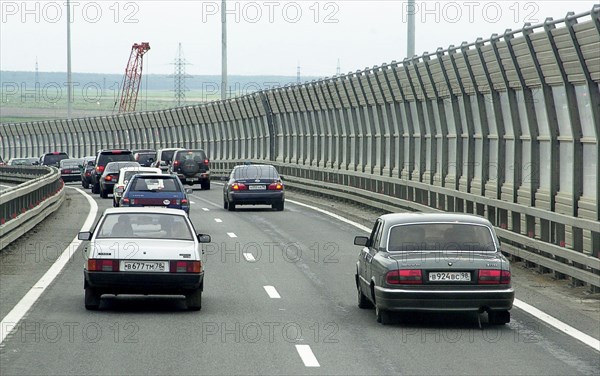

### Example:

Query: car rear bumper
xmin=85 ymin=271 xmax=203 ymax=293
xmin=177 ymin=172 xmax=210 ymax=182
xmin=374 ymin=285 xmax=515 ymax=312
xmin=229 ymin=191 xmax=284 ymax=205
xmin=61 ymin=173 xmax=80 ymax=182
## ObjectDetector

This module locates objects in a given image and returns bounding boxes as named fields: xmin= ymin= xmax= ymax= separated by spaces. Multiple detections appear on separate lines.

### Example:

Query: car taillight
xmin=181 ymin=199 xmax=188 ymax=205
xmin=174 ymin=160 xmax=180 ymax=166
xmin=96 ymin=165 xmax=105 ymax=173
xmin=232 ymin=183 xmax=247 ymax=191
xmin=122 ymin=198 xmax=130 ymax=205
xmin=111 ymin=150 xmax=122 ymax=154
xmin=204 ymin=159 xmax=209 ymax=166
xmin=85 ymin=172 xmax=90 ymax=176
xmin=105 ymin=175 xmax=112 ymax=181
xmin=88 ymin=259 xmax=119 ymax=272
xmin=268 ymin=182 xmax=283 ymax=190
xmin=478 ymin=269 xmax=511 ymax=284
xmin=386 ymin=269 xmax=422 ymax=284
xmin=170 ymin=261 xmax=201 ymax=273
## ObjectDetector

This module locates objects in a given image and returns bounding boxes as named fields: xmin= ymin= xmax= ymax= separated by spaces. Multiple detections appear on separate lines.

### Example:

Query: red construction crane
xmin=117 ymin=42 xmax=150 ymax=113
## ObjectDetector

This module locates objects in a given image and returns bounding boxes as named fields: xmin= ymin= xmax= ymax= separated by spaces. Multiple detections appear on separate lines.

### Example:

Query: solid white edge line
xmin=0 ymin=187 xmax=99 ymax=345
xmin=295 ymin=344 xmax=320 ymax=367
xmin=227 ymin=232 xmax=237 ymax=238
xmin=263 ymin=285 xmax=281 ymax=299
xmin=243 ymin=253 xmax=256 ymax=262
xmin=513 ymin=299 xmax=600 ymax=351
xmin=286 ymin=198 xmax=600 ymax=353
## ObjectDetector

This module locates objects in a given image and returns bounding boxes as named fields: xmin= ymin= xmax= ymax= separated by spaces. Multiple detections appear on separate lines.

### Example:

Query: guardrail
xmin=212 ymin=160 xmax=600 ymax=292
xmin=0 ymin=7 xmax=598 ymax=290
xmin=0 ymin=166 xmax=65 ymax=250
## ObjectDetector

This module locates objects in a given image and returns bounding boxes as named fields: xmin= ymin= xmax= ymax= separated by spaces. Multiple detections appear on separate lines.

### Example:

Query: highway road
xmin=1 ymin=182 xmax=599 ymax=375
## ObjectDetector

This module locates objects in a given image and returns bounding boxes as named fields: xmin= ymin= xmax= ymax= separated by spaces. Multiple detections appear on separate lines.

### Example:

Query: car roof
xmin=379 ymin=212 xmax=493 ymax=226
xmin=233 ymin=164 xmax=275 ymax=169
xmin=132 ymin=173 xmax=177 ymax=179
xmin=120 ymin=166 xmax=161 ymax=172
xmin=103 ymin=207 xmax=188 ymax=216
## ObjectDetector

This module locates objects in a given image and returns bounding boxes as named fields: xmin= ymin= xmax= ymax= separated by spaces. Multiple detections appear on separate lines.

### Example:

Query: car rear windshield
xmin=387 ymin=223 xmax=496 ymax=252
xmin=105 ymin=162 xmax=139 ymax=173
xmin=96 ymin=213 xmax=193 ymax=240
xmin=233 ymin=165 xmax=278 ymax=180
xmin=175 ymin=150 xmax=206 ymax=161
xmin=60 ymin=159 xmax=82 ymax=168
xmin=160 ymin=150 xmax=178 ymax=163
xmin=98 ymin=153 xmax=134 ymax=165
xmin=123 ymin=170 xmax=158 ymax=182
xmin=43 ymin=154 xmax=68 ymax=165
xmin=136 ymin=152 xmax=156 ymax=164
xmin=131 ymin=176 xmax=180 ymax=192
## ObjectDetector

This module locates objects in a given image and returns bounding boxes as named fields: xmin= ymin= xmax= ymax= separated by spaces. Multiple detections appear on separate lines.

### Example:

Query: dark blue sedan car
xmin=120 ymin=174 xmax=191 ymax=214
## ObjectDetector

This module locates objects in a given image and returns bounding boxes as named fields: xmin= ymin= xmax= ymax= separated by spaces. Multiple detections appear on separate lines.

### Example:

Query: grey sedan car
xmin=355 ymin=213 xmax=514 ymax=325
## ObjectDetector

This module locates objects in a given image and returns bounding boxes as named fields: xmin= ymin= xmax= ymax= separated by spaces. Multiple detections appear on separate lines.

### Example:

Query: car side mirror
xmin=354 ymin=236 xmax=369 ymax=247
xmin=115 ymin=187 xmax=124 ymax=193
xmin=185 ymin=188 xmax=193 ymax=194
xmin=78 ymin=232 xmax=92 ymax=241
xmin=220 ymin=176 xmax=227 ymax=181
xmin=160 ymin=161 xmax=167 ymax=166
xmin=197 ymin=234 xmax=211 ymax=243
xmin=279 ymin=175 xmax=284 ymax=181
xmin=148 ymin=158 xmax=154 ymax=163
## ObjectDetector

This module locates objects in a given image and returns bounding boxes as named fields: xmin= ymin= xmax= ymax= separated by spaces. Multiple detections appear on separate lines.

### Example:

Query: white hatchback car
xmin=113 ymin=166 xmax=162 ymax=207
xmin=78 ymin=207 xmax=210 ymax=311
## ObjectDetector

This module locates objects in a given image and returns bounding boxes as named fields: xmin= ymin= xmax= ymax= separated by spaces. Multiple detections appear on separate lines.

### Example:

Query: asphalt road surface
xmin=1 ymin=182 xmax=598 ymax=375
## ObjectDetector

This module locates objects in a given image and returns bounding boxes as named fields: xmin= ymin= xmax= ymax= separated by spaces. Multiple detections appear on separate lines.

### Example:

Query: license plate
xmin=249 ymin=185 xmax=266 ymax=190
xmin=188 ymin=178 xmax=197 ymax=182
xmin=429 ymin=272 xmax=471 ymax=281
xmin=120 ymin=260 xmax=169 ymax=272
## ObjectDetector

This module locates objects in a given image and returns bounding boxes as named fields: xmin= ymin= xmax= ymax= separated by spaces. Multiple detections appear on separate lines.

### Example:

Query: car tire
xmin=100 ymin=189 xmax=107 ymax=199
xmin=223 ymin=200 xmax=229 ymax=209
xmin=201 ymin=181 xmax=210 ymax=190
xmin=92 ymin=183 xmax=100 ymax=194
xmin=228 ymin=202 xmax=236 ymax=212
xmin=186 ymin=289 xmax=202 ymax=311
xmin=488 ymin=310 xmax=510 ymax=325
xmin=273 ymin=201 xmax=284 ymax=211
xmin=84 ymin=287 xmax=101 ymax=310
xmin=357 ymin=282 xmax=373 ymax=309
xmin=376 ymin=305 xmax=392 ymax=325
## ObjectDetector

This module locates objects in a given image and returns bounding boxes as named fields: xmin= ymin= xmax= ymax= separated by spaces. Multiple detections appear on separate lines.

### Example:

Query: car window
xmin=132 ymin=177 xmax=179 ymax=192
xmin=161 ymin=150 xmax=177 ymax=162
xmin=175 ymin=150 xmax=206 ymax=161
xmin=124 ymin=170 xmax=158 ymax=182
xmin=368 ymin=220 xmax=382 ymax=248
xmin=98 ymin=153 xmax=133 ymax=165
xmin=96 ymin=213 xmax=193 ymax=240
xmin=387 ymin=223 xmax=496 ymax=252
xmin=43 ymin=154 xmax=68 ymax=165
xmin=233 ymin=165 xmax=278 ymax=180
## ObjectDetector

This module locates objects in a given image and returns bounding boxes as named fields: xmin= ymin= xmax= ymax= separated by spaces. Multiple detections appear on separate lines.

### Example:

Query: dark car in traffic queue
xmin=91 ymin=150 xmax=135 ymax=194
xmin=80 ymin=156 xmax=96 ymax=188
xmin=98 ymin=161 xmax=141 ymax=198
xmin=223 ymin=164 xmax=284 ymax=211
xmin=7 ymin=157 xmax=39 ymax=166
xmin=120 ymin=174 xmax=192 ymax=214
xmin=168 ymin=149 xmax=210 ymax=189
xmin=355 ymin=213 xmax=514 ymax=325
xmin=40 ymin=152 xmax=69 ymax=167
xmin=153 ymin=148 xmax=184 ymax=173
xmin=59 ymin=158 xmax=83 ymax=182
xmin=134 ymin=151 xmax=157 ymax=167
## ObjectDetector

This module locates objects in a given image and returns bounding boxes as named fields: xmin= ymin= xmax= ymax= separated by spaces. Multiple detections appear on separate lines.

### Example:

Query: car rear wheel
xmin=273 ymin=201 xmax=285 ymax=211
xmin=92 ymin=183 xmax=100 ymax=194
xmin=186 ymin=289 xmax=202 ymax=311
xmin=375 ymin=305 xmax=392 ymax=325
xmin=201 ymin=181 xmax=210 ymax=190
xmin=228 ymin=202 xmax=236 ymax=211
xmin=488 ymin=310 xmax=510 ymax=325
xmin=100 ymin=189 xmax=108 ymax=199
xmin=84 ymin=287 xmax=101 ymax=310
xmin=357 ymin=282 xmax=373 ymax=309
xmin=223 ymin=200 xmax=228 ymax=209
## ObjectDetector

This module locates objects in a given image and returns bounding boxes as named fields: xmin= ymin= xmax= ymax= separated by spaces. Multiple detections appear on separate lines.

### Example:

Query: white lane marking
xmin=263 ymin=286 xmax=281 ymax=299
xmin=287 ymin=199 xmax=600 ymax=353
xmin=214 ymin=218 xmax=223 ymax=223
xmin=295 ymin=345 xmax=320 ymax=367
xmin=513 ymin=299 xmax=600 ymax=352
xmin=243 ymin=253 xmax=256 ymax=262
xmin=190 ymin=201 xmax=196 ymax=204
xmin=227 ymin=232 xmax=237 ymax=238
xmin=0 ymin=187 xmax=98 ymax=345
xmin=189 ymin=193 xmax=222 ymax=209
xmin=202 ymin=208 xmax=210 ymax=211
xmin=287 ymin=199 xmax=371 ymax=233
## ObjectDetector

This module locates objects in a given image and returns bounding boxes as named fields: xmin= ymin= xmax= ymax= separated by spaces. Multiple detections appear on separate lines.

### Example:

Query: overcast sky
xmin=1 ymin=1 xmax=597 ymax=76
